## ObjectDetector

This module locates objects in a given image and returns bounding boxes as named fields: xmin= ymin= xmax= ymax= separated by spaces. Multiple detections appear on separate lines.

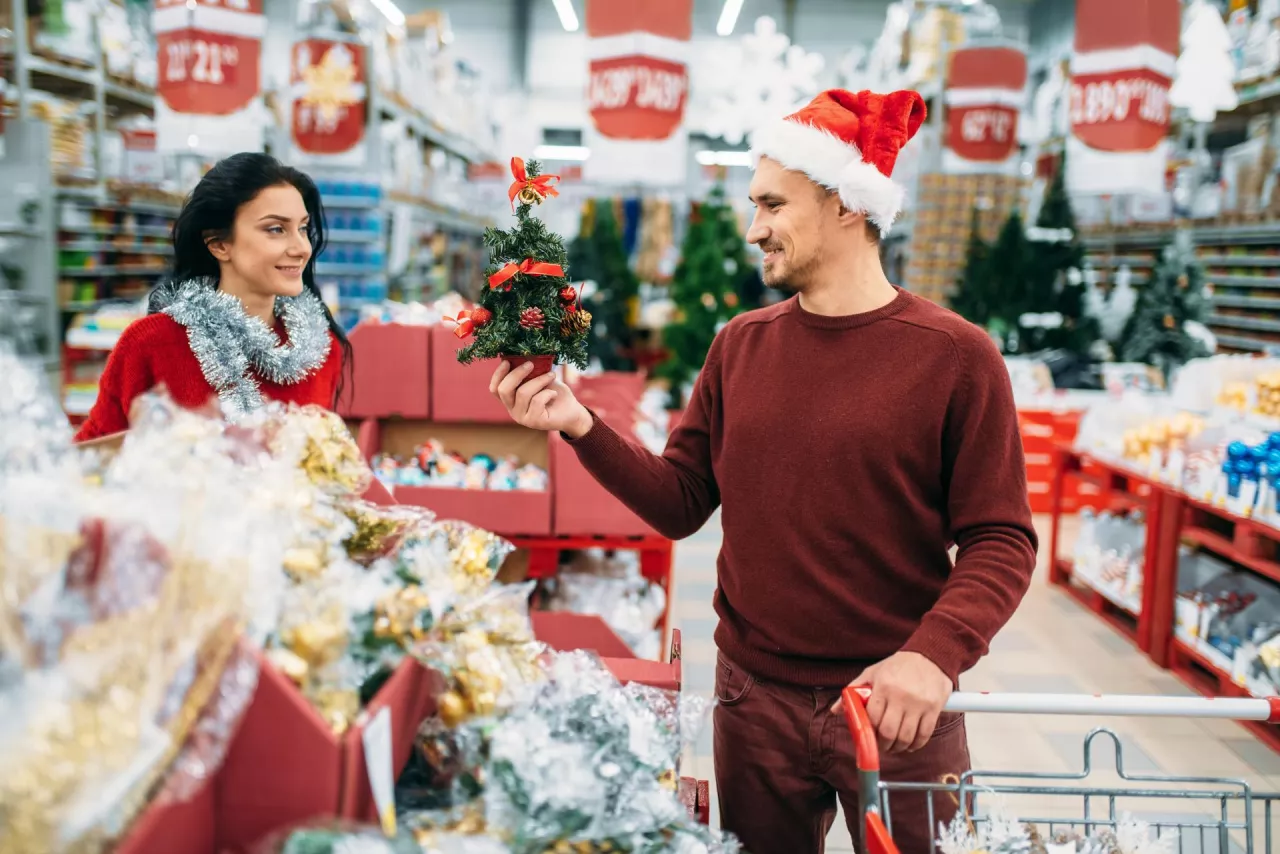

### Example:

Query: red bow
xmin=444 ymin=308 xmax=485 ymax=339
xmin=509 ymin=157 xmax=560 ymax=210
xmin=488 ymin=258 xmax=565 ymax=291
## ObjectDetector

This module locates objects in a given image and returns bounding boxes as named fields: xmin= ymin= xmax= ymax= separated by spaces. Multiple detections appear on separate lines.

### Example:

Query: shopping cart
xmin=839 ymin=686 xmax=1280 ymax=854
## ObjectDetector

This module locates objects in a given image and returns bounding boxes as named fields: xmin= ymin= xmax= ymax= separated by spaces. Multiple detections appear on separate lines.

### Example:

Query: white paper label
xmin=362 ymin=706 xmax=396 ymax=836
xmin=1165 ymin=449 xmax=1185 ymax=486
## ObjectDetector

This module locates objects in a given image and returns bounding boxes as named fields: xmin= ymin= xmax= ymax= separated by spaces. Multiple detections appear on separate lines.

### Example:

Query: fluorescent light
xmin=551 ymin=0 xmax=579 ymax=32
xmin=534 ymin=144 xmax=590 ymax=161
xmin=368 ymin=0 xmax=405 ymax=26
xmin=716 ymin=0 xmax=744 ymax=36
xmin=696 ymin=149 xmax=752 ymax=167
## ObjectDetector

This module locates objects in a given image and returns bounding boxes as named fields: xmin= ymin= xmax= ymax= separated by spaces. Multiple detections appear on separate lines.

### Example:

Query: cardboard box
xmin=430 ymin=326 xmax=512 ymax=423
xmin=551 ymin=432 xmax=656 ymax=538
xmin=340 ymin=323 xmax=432 ymax=419
xmin=359 ymin=419 xmax=554 ymax=536
xmin=114 ymin=775 xmax=216 ymax=854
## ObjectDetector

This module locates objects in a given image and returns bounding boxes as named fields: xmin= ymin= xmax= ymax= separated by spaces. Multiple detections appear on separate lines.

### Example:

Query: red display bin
xmin=114 ymin=774 xmax=216 ymax=854
xmin=216 ymin=654 xmax=435 ymax=849
xmin=531 ymin=613 xmax=683 ymax=691
xmin=356 ymin=418 xmax=554 ymax=536
xmin=551 ymin=432 xmax=656 ymax=537
xmin=340 ymin=323 xmax=432 ymax=420
xmin=430 ymin=326 xmax=511 ymax=423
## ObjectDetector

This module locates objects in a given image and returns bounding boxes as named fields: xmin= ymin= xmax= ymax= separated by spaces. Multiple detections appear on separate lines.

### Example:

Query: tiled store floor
xmin=673 ymin=515 xmax=1280 ymax=853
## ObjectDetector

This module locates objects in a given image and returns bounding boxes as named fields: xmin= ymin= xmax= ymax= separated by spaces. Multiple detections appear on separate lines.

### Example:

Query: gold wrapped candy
xmin=373 ymin=584 xmax=435 ymax=645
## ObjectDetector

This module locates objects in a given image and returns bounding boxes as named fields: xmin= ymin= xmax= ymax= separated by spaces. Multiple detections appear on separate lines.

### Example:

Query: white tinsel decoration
xmin=1114 ymin=814 xmax=1179 ymax=854
xmin=1169 ymin=0 xmax=1240 ymax=123
xmin=1085 ymin=266 xmax=1138 ymax=344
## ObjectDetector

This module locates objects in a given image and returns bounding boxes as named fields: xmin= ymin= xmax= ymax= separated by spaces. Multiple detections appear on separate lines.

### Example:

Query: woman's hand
xmin=490 ymin=360 xmax=594 ymax=438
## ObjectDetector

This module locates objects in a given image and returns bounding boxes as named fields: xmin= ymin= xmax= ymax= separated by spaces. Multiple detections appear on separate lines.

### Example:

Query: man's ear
xmin=834 ymin=200 xmax=865 ymax=230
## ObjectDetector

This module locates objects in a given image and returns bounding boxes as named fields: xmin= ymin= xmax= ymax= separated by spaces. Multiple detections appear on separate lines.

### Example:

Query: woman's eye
xmin=266 ymin=225 xmax=284 ymax=235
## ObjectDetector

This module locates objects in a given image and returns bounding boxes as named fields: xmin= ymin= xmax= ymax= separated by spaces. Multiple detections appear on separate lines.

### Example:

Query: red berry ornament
xmin=559 ymin=286 xmax=578 ymax=304
xmin=471 ymin=306 xmax=493 ymax=327
xmin=519 ymin=307 xmax=546 ymax=330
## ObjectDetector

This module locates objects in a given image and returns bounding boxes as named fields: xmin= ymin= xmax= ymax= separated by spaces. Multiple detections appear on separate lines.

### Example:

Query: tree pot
xmin=502 ymin=354 xmax=556 ymax=379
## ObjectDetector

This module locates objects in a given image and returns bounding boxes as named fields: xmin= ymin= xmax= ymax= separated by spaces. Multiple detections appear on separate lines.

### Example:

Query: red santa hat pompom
xmin=749 ymin=88 xmax=927 ymax=236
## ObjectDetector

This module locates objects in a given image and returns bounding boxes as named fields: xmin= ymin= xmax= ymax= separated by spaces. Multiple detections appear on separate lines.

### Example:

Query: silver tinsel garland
xmin=157 ymin=278 xmax=332 ymax=417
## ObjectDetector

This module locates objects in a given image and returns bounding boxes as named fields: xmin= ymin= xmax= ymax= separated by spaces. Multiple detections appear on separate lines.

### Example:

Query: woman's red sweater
xmin=74 ymin=313 xmax=342 ymax=442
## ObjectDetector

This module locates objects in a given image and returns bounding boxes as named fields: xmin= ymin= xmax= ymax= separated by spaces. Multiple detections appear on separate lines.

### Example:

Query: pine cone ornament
xmin=559 ymin=286 xmax=578 ymax=304
xmin=519 ymin=307 xmax=546 ymax=330
xmin=561 ymin=307 xmax=592 ymax=337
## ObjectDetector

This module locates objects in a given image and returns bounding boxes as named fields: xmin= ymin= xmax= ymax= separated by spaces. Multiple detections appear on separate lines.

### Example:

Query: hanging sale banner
xmin=1066 ymin=0 xmax=1179 ymax=196
xmin=943 ymin=43 xmax=1028 ymax=174
xmin=290 ymin=38 xmax=368 ymax=165
xmin=584 ymin=0 xmax=693 ymax=186
xmin=153 ymin=0 xmax=266 ymax=154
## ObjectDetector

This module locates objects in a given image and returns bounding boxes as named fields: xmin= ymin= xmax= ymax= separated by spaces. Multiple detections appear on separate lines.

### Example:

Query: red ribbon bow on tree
xmin=508 ymin=157 xmax=560 ymax=210
xmin=488 ymin=258 xmax=565 ymax=291
xmin=444 ymin=307 xmax=491 ymax=339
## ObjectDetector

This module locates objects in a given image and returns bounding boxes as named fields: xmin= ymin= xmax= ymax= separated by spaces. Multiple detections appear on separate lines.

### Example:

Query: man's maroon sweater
xmin=567 ymin=289 xmax=1038 ymax=688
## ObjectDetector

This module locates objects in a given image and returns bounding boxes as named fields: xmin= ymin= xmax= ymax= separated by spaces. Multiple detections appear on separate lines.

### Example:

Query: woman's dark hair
xmin=156 ymin=152 xmax=353 ymax=410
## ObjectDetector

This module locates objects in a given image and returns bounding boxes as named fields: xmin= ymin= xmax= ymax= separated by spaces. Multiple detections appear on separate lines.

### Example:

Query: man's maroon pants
xmin=713 ymin=652 xmax=971 ymax=854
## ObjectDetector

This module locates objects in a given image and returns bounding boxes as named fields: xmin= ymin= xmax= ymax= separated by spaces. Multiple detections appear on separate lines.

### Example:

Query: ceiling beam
xmin=514 ymin=0 xmax=532 ymax=90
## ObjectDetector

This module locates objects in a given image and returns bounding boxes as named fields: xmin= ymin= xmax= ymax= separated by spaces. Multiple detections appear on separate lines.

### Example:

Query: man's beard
xmin=762 ymin=249 xmax=811 ymax=293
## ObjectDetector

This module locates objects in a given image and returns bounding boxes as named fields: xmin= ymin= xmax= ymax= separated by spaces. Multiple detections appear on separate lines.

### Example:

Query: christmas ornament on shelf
xmin=1169 ymin=0 xmax=1240 ymax=124
xmin=453 ymin=157 xmax=589 ymax=378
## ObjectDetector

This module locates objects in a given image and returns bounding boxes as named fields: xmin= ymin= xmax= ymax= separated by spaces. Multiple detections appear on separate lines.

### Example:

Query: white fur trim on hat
xmin=749 ymin=118 xmax=906 ymax=235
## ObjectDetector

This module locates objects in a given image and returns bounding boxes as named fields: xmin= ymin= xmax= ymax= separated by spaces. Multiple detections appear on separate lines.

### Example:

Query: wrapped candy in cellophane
xmin=0 ymin=372 xmax=297 ymax=852
xmin=402 ymin=644 xmax=738 ymax=854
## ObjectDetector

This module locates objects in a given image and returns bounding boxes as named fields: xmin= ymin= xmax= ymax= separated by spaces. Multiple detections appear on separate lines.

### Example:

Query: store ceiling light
xmin=534 ymin=144 xmax=590 ymax=162
xmin=695 ymin=149 xmax=752 ymax=167
xmin=551 ymin=0 xmax=580 ymax=32
xmin=368 ymin=0 xmax=405 ymax=27
xmin=716 ymin=0 xmax=744 ymax=36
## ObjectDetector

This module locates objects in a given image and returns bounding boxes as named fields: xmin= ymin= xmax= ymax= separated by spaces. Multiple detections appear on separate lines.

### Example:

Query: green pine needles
xmin=656 ymin=184 xmax=748 ymax=408
xmin=1120 ymin=230 xmax=1211 ymax=379
xmin=456 ymin=158 xmax=590 ymax=369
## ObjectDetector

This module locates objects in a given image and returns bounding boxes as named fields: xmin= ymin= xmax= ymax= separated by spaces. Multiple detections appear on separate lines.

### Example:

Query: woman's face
xmin=206 ymin=183 xmax=312 ymax=298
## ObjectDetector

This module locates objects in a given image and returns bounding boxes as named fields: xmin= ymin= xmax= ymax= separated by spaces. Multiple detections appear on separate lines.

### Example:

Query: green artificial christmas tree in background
xmin=657 ymin=185 xmax=748 ymax=409
xmin=454 ymin=158 xmax=590 ymax=372
xmin=985 ymin=209 xmax=1033 ymax=351
xmin=566 ymin=199 xmax=640 ymax=372
xmin=1018 ymin=154 xmax=1102 ymax=357
xmin=1120 ymin=229 xmax=1213 ymax=379
xmin=949 ymin=207 xmax=993 ymax=328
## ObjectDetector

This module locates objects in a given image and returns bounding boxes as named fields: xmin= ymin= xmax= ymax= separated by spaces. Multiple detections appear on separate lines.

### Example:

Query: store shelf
xmin=60 ymin=241 xmax=171 ymax=254
xmin=1200 ymin=255 xmax=1280 ymax=268
xmin=1208 ymin=314 xmax=1280 ymax=334
xmin=58 ymin=266 xmax=166 ymax=277
xmin=1207 ymin=274 xmax=1280 ymax=288
xmin=1169 ymin=636 xmax=1280 ymax=754
xmin=327 ymin=229 xmax=384 ymax=243
xmin=1216 ymin=333 xmax=1273 ymax=352
xmin=1238 ymin=75 xmax=1280 ymax=106
xmin=1212 ymin=295 xmax=1280 ymax=311
xmin=315 ymin=262 xmax=383 ymax=276
xmin=1054 ymin=559 xmax=1142 ymax=644
xmin=1181 ymin=525 xmax=1280 ymax=585
xmin=321 ymin=195 xmax=382 ymax=210
xmin=59 ymin=223 xmax=172 ymax=238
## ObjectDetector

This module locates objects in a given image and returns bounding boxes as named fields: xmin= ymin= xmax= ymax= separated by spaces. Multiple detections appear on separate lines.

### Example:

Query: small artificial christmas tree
xmin=985 ymin=209 xmax=1033 ymax=351
xmin=1120 ymin=230 xmax=1214 ymax=379
xmin=566 ymin=199 xmax=640 ymax=372
xmin=656 ymin=184 xmax=748 ymax=409
xmin=454 ymin=158 xmax=591 ymax=375
xmin=949 ymin=207 xmax=994 ymax=328
xmin=1019 ymin=155 xmax=1102 ymax=357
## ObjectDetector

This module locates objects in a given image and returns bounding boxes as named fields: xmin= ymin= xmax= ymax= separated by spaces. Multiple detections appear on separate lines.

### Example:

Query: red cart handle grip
xmin=840 ymin=685 xmax=880 ymax=772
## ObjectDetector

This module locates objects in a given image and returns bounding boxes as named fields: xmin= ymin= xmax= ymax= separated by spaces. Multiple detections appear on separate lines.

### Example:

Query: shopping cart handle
xmin=840 ymin=686 xmax=881 ymax=772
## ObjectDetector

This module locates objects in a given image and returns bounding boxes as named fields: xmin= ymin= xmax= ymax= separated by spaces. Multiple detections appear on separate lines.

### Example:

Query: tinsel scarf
xmin=154 ymin=278 xmax=332 ymax=416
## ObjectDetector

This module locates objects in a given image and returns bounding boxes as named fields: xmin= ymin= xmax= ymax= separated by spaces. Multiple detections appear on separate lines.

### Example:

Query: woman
xmin=75 ymin=153 xmax=351 ymax=442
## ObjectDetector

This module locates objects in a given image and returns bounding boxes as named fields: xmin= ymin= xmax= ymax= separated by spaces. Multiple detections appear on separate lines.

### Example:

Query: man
xmin=491 ymin=88 xmax=1037 ymax=854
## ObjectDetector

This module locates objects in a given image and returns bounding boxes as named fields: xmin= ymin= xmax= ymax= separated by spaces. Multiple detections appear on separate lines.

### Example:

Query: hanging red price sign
xmin=153 ymin=0 xmax=264 ymax=116
xmin=1066 ymin=0 xmax=1179 ymax=195
xmin=944 ymin=44 xmax=1026 ymax=173
xmin=291 ymin=39 xmax=367 ymax=158
xmin=586 ymin=55 xmax=689 ymax=140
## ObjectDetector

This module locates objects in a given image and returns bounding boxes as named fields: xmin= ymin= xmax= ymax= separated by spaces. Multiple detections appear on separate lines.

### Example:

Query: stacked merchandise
xmin=372 ymin=441 xmax=548 ymax=492
xmin=29 ymin=96 xmax=93 ymax=181
xmin=1072 ymin=509 xmax=1147 ymax=614
xmin=906 ymin=173 xmax=1026 ymax=306
xmin=541 ymin=550 xmax=668 ymax=661
xmin=0 ymin=345 xmax=733 ymax=853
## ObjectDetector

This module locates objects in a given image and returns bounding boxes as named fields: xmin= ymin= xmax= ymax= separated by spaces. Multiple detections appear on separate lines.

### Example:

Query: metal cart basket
xmin=839 ymin=686 xmax=1280 ymax=854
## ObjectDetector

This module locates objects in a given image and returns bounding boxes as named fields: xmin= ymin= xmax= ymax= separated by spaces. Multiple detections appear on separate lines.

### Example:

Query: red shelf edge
xmin=1182 ymin=526 xmax=1280 ymax=586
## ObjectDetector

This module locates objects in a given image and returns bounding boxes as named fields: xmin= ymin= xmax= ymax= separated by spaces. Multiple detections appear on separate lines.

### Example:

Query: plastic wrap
xmin=546 ymin=552 xmax=666 ymax=658
xmin=405 ymin=649 xmax=735 ymax=854
xmin=0 ymin=344 xmax=76 ymax=474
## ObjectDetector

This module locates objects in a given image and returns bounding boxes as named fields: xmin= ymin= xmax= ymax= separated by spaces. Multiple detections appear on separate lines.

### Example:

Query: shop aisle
xmin=674 ymin=515 xmax=1280 ymax=852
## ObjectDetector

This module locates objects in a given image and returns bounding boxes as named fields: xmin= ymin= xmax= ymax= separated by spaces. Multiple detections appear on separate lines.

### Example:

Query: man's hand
xmin=831 ymin=651 xmax=953 ymax=754
xmin=490 ymin=360 xmax=594 ymax=438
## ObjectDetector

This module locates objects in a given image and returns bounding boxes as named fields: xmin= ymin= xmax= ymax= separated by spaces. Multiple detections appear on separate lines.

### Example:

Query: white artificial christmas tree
xmin=1169 ymin=0 xmax=1240 ymax=123
xmin=703 ymin=16 xmax=825 ymax=146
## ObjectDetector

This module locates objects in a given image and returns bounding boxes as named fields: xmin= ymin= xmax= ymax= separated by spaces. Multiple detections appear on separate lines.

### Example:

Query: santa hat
xmin=750 ymin=89 xmax=927 ymax=235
